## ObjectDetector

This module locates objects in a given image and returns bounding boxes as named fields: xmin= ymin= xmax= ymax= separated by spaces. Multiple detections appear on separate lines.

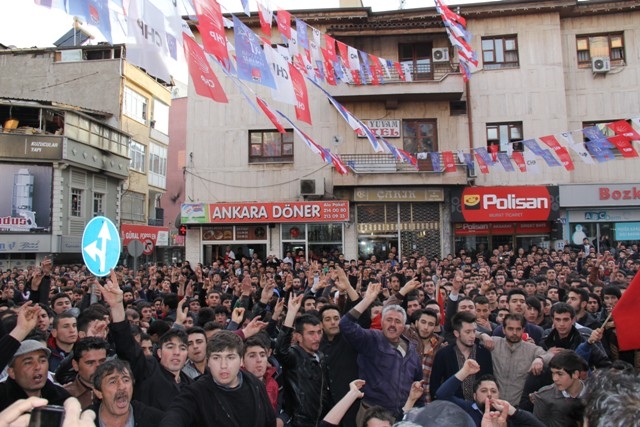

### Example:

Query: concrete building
xmin=179 ymin=0 xmax=639 ymax=264
xmin=0 ymin=44 xmax=174 ymax=266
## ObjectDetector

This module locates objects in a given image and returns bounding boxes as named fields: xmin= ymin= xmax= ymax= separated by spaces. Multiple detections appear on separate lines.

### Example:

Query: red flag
xmin=393 ymin=61 xmax=405 ymax=81
xmin=511 ymin=151 xmax=526 ymax=172
xmin=183 ymin=34 xmax=228 ymax=103
xmin=555 ymin=147 xmax=575 ymax=170
xmin=289 ymin=64 xmax=312 ymax=124
xmin=437 ymin=287 xmax=445 ymax=326
xmin=256 ymin=97 xmax=286 ymax=133
xmin=442 ymin=151 xmax=457 ymax=172
xmin=609 ymin=135 xmax=639 ymax=158
xmin=539 ymin=135 xmax=562 ymax=150
xmin=322 ymin=49 xmax=337 ymax=85
xmin=613 ymin=270 xmax=640 ymax=351
xmin=193 ymin=0 xmax=230 ymax=71
xmin=257 ymin=2 xmax=272 ymax=37
xmin=324 ymin=35 xmax=337 ymax=62
xmin=276 ymin=9 xmax=291 ymax=39
xmin=336 ymin=41 xmax=350 ymax=69
xmin=369 ymin=54 xmax=383 ymax=85
xmin=474 ymin=152 xmax=489 ymax=174
xmin=607 ymin=120 xmax=640 ymax=140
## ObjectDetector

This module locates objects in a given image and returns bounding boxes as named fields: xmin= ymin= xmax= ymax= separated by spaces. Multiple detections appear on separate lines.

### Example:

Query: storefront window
xmin=281 ymin=224 xmax=343 ymax=262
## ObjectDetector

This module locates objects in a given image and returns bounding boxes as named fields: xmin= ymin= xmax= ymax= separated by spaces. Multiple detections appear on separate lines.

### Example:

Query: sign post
xmin=82 ymin=217 xmax=121 ymax=277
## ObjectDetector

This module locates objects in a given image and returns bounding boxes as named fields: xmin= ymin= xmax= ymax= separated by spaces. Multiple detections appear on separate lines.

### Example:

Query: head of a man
xmin=186 ymin=327 xmax=207 ymax=365
xmin=457 ymin=297 xmax=476 ymax=316
xmin=206 ymin=291 xmax=221 ymax=308
xmin=507 ymin=289 xmax=527 ymax=315
xmin=524 ymin=296 xmax=542 ymax=325
xmin=93 ymin=359 xmax=134 ymax=418
xmin=503 ymin=314 xmax=526 ymax=344
xmin=50 ymin=293 xmax=72 ymax=315
xmin=566 ymin=288 xmax=589 ymax=316
xmin=452 ymin=311 xmax=476 ymax=349
xmin=72 ymin=337 xmax=109 ymax=386
xmin=474 ymin=296 xmax=490 ymax=321
xmin=51 ymin=312 xmax=78 ymax=348
xmin=242 ymin=333 xmax=271 ymax=380
xmin=411 ymin=309 xmax=438 ymax=340
xmin=381 ymin=305 xmax=406 ymax=345
xmin=473 ymin=374 xmax=500 ymax=410
xmin=320 ymin=305 xmax=341 ymax=340
xmin=602 ymin=287 xmax=621 ymax=312
xmin=293 ymin=314 xmax=323 ymax=354
xmin=156 ymin=329 xmax=188 ymax=375
xmin=207 ymin=330 xmax=244 ymax=388
xmin=551 ymin=303 xmax=576 ymax=339
xmin=7 ymin=340 xmax=51 ymax=396
xmin=549 ymin=350 xmax=587 ymax=394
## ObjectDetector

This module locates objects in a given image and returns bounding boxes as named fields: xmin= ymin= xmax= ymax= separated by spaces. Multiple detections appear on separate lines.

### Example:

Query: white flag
xmin=347 ymin=46 xmax=361 ymax=73
xmin=523 ymin=150 xmax=540 ymax=174
xmin=126 ymin=0 xmax=171 ymax=82
xmin=288 ymin=29 xmax=299 ymax=57
xmin=264 ymin=45 xmax=296 ymax=105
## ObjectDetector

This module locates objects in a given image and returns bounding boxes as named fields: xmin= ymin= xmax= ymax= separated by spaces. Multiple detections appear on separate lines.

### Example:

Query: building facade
xmin=180 ymin=0 xmax=639 ymax=264
xmin=0 ymin=44 xmax=174 ymax=266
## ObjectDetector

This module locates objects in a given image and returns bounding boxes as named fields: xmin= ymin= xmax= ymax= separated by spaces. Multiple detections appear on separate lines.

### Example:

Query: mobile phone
xmin=28 ymin=405 xmax=65 ymax=427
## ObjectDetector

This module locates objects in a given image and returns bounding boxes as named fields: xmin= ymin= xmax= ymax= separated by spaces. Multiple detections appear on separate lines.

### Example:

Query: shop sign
xmin=357 ymin=119 xmax=400 ymax=138
xmin=0 ymin=234 xmax=52 ymax=253
xmin=0 ymin=164 xmax=53 ymax=232
xmin=560 ymin=184 xmax=640 ymax=207
xmin=121 ymin=224 xmax=170 ymax=250
xmin=451 ymin=186 xmax=558 ymax=223
xmin=182 ymin=201 xmax=349 ymax=224
xmin=571 ymin=209 xmax=640 ymax=223
xmin=454 ymin=222 xmax=551 ymax=236
xmin=615 ymin=222 xmax=640 ymax=241
xmin=354 ymin=187 xmax=444 ymax=202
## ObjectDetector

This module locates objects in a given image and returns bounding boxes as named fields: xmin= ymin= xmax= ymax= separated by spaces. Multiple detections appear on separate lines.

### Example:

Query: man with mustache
xmin=91 ymin=359 xmax=163 ymax=427
xmin=339 ymin=283 xmax=422 ymax=424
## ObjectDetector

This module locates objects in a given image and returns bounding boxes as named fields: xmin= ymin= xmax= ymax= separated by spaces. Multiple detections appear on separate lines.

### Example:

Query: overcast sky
xmin=0 ymin=0 xmax=500 ymax=48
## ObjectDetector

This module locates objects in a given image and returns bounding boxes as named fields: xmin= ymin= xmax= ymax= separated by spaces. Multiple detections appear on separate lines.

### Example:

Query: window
xmin=148 ymin=143 xmax=167 ymax=189
xmin=481 ymin=35 xmax=519 ymax=69
xmin=486 ymin=122 xmax=523 ymax=152
xmin=576 ymin=33 xmax=624 ymax=66
xmin=249 ymin=130 xmax=294 ymax=163
xmin=121 ymin=192 xmax=145 ymax=222
xmin=152 ymin=100 xmax=170 ymax=134
xmin=93 ymin=193 xmax=104 ymax=217
xmin=123 ymin=87 xmax=148 ymax=124
xmin=71 ymin=188 xmax=83 ymax=217
xmin=403 ymin=120 xmax=438 ymax=153
xmin=129 ymin=141 xmax=146 ymax=173
xmin=399 ymin=43 xmax=432 ymax=80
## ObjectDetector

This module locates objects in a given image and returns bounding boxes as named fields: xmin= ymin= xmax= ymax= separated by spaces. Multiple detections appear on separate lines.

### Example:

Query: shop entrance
xmin=358 ymin=234 xmax=399 ymax=261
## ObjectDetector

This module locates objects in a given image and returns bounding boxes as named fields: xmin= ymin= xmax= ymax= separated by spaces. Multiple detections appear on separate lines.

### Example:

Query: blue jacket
xmin=339 ymin=312 xmax=422 ymax=415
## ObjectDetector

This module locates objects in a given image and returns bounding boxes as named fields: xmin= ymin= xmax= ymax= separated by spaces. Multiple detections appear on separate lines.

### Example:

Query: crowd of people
xmin=0 ymin=241 xmax=639 ymax=427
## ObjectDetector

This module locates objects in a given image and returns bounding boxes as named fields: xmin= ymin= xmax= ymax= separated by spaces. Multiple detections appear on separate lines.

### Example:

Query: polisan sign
xmin=452 ymin=186 xmax=559 ymax=223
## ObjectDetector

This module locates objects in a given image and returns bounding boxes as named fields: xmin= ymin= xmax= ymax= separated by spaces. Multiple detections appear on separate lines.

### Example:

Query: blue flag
xmin=233 ymin=16 xmax=277 ymax=89
xmin=540 ymin=149 xmax=562 ymax=167
xmin=67 ymin=0 xmax=112 ymax=43
xmin=296 ymin=19 xmax=310 ymax=50
xmin=497 ymin=152 xmax=515 ymax=172
xmin=522 ymin=139 xmax=544 ymax=156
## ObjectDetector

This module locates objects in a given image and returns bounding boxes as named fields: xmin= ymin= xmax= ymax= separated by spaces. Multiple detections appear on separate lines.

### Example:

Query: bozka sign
xmin=453 ymin=187 xmax=558 ymax=222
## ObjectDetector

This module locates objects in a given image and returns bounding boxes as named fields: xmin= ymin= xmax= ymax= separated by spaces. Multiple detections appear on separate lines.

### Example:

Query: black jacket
xmin=275 ymin=326 xmax=332 ymax=427
xmin=542 ymin=326 xmax=611 ymax=369
xmin=161 ymin=371 xmax=275 ymax=427
xmin=91 ymin=400 xmax=163 ymax=427
xmin=109 ymin=320 xmax=192 ymax=411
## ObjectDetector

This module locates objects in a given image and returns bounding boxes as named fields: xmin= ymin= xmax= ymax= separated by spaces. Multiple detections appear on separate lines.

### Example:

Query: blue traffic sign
xmin=82 ymin=216 xmax=121 ymax=277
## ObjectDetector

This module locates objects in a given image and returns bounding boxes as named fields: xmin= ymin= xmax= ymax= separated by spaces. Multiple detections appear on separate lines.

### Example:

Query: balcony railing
xmin=339 ymin=153 xmax=465 ymax=174
xmin=350 ymin=61 xmax=462 ymax=85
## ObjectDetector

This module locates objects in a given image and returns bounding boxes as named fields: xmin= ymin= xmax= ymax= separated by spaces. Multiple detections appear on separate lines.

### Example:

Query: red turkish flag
xmin=324 ymin=35 xmax=337 ymax=62
xmin=257 ymin=2 xmax=272 ymax=37
xmin=183 ymin=34 xmax=228 ymax=103
xmin=276 ymin=9 xmax=291 ymax=39
xmin=193 ymin=0 xmax=230 ymax=71
xmin=442 ymin=151 xmax=457 ymax=172
xmin=511 ymin=151 xmax=527 ymax=172
xmin=609 ymin=135 xmax=639 ymax=158
xmin=613 ymin=270 xmax=640 ymax=351
xmin=289 ymin=64 xmax=311 ymax=124
xmin=336 ymin=41 xmax=349 ymax=69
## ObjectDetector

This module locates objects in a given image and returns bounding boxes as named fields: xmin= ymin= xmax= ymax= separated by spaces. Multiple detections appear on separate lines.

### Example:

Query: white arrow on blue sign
xmin=82 ymin=216 xmax=121 ymax=277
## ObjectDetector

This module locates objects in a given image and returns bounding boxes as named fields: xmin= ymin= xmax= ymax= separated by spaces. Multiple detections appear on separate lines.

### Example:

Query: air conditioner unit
xmin=432 ymin=48 xmax=450 ymax=63
xmin=591 ymin=56 xmax=610 ymax=73
xmin=300 ymin=179 xmax=324 ymax=196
